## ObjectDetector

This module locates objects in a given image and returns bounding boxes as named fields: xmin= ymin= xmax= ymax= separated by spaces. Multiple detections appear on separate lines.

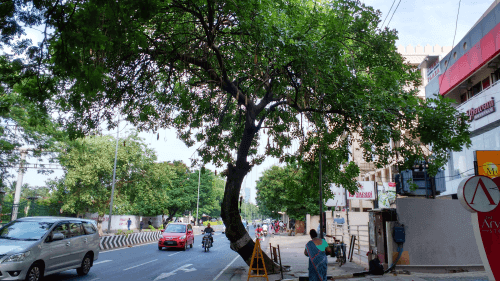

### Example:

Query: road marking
xmin=154 ymin=263 xmax=196 ymax=281
xmin=168 ymin=252 xmax=182 ymax=257
xmin=90 ymin=278 xmax=100 ymax=281
xmin=93 ymin=260 xmax=112 ymax=265
xmin=123 ymin=259 xmax=158 ymax=271
xmin=101 ymin=241 xmax=158 ymax=253
xmin=213 ymin=255 xmax=239 ymax=281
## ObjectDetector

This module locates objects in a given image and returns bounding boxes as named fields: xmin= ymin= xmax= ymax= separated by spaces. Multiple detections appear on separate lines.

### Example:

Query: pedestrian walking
xmin=140 ymin=220 xmax=144 ymax=232
xmin=127 ymin=218 xmax=132 ymax=230
xmin=304 ymin=229 xmax=331 ymax=281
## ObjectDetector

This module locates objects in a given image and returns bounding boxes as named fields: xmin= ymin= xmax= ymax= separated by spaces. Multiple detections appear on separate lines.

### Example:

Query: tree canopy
xmin=3 ymin=0 xmax=471 ymax=271
xmin=256 ymin=164 xmax=322 ymax=220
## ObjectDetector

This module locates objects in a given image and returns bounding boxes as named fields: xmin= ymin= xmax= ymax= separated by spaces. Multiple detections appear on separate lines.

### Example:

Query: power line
xmin=380 ymin=0 xmax=396 ymax=29
xmin=438 ymin=0 xmax=462 ymax=91
xmin=386 ymin=0 xmax=402 ymax=28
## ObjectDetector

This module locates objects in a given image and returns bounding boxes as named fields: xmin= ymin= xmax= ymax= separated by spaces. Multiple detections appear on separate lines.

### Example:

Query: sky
xmin=12 ymin=0 xmax=496 ymax=204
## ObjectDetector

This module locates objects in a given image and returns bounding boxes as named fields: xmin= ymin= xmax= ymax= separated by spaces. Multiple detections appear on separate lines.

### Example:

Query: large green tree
xmin=256 ymin=164 xmax=321 ymax=221
xmin=54 ymin=133 xmax=157 ymax=234
xmin=7 ymin=0 xmax=470 ymax=271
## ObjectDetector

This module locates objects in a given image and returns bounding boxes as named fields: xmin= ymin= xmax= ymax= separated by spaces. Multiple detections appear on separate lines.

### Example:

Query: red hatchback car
xmin=158 ymin=223 xmax=194 ymax=250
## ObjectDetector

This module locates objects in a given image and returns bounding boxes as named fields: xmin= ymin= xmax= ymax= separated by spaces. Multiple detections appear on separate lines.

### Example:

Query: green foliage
xmin=52 ymin=133 xmax=157 ymax=218
xmin=203 ymin=220 xmax=223 ymax=226
xmin=148 ymin=225 xmax=156 ymax=231
xmin=23 ymin=0 xmax=468 ymax=195
xmin=256 ymin=164 xmax=321 ymax=220
xmin=116 ymin=229 xmax=124 ymax=235
xmin=0 ymin=56 xmax=64 ymax=185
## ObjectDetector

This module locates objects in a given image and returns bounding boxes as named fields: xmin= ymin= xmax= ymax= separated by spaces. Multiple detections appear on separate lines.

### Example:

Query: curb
xmin=99 ymin=231 xmax=162 ymax=250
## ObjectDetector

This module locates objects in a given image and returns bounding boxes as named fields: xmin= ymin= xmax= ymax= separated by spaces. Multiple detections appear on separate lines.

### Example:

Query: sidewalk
xmin=238 ymin=233 xmax=367 ymax=281
xmin=238 ymin=233 xmax=489 ymax=281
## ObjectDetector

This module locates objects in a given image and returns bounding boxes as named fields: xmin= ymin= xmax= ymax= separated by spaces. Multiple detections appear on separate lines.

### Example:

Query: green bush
xmin=148 ymin=225 xmax=156 ymax=231
xmin=116 ymin=229 xmax=124 ymax=235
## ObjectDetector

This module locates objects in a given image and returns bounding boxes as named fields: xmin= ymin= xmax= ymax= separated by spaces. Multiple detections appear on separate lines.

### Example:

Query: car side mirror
xmin=52 ymin=233 xmax=64 ymax=241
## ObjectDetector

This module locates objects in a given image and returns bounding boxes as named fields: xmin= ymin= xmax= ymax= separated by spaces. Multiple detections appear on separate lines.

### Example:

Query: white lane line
xmin=213 ymin=255 xmax=240 ymax=281
xmin=101 ymin=241 xmax=157 ymax=253
xmin=123 ymin=259 xmax=159 ymax=271
xmin=168 ymin=252 xmax=182 ymax=257
xmin=93 ymin=260 xmax=112 ymax=265
xmin=90 ymin=278 xmax=100 ymax=281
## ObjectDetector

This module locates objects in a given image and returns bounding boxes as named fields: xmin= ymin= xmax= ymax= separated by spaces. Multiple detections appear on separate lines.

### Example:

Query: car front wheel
xmin=25 ymin=262 xmax=43 ymax=281
xmin=77 ymin=254 xmax=92 ymax=276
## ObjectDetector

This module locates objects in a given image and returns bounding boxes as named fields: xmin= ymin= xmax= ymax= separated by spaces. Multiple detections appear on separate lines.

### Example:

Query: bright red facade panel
xmin=440 ymin=21 xmax=500 ymax=96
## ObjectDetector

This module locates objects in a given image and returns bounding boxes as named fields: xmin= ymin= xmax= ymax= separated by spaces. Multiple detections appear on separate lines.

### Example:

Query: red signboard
xmin=458 ymin=175 xmax=500 ymax=280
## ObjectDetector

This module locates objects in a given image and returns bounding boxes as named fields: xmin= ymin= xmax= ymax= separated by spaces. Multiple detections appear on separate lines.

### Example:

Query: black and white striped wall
xmin=100 ymin=231 xmax=162 ymax=250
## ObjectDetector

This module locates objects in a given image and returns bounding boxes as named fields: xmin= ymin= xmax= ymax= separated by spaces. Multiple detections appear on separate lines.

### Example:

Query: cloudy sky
xmin=15 ymin=0 xmax=495 ymax=203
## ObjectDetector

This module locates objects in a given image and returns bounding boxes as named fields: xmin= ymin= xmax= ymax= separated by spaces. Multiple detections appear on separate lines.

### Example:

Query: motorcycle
xmin=202 ymin=232 xmax=213 ymax=252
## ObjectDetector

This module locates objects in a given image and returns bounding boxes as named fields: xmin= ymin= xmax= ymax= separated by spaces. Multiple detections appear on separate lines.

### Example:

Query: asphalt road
xmin=46 ymin=226 xmax=259 ymax=281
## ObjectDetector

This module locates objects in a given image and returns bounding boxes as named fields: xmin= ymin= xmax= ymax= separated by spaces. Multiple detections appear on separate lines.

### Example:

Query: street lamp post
xmin=107 ymin=117 xmax=120 ymax=233
xmin=196 ymin=168 xmax=201 ymax=226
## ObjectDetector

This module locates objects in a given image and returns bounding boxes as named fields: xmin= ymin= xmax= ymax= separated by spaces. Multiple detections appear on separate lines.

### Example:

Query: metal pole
xmin=196 ymin=168 xmax=201 ymax=226
xmin=319 ymin=150 xmax=323 ymax=239
xmin=107 ymin=118 xmax=120 ymax=233
xmin=12 ymin=148 xmax=28 ymax=221
xmin=374 ymin=181 xmax=379 ymax=209
xmin=345 ymin=186 xmax=350 ymax=237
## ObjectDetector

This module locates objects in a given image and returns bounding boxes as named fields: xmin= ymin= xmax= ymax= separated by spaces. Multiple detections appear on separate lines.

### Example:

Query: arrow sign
xmin=154 ymin=264 xmax=196 ymax=281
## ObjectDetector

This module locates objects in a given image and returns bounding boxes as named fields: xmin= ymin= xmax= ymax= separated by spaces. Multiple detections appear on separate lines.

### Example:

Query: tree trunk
xmin=221 ymin=163 xmax=280 ymax=274
xmin=97 ymin=214 xmax=104 ymax=236
xmin=220 ymin=109 xmax=280 ymax=274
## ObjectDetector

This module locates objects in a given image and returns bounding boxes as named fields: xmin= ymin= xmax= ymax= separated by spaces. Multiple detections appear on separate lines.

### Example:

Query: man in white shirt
xmin=262 ymin=224 xmax=268 ymax=232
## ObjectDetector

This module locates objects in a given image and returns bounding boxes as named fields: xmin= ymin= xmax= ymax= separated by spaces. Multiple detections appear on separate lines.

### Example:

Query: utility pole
xmin=196 ymin=168 xmax=201 ymax=226
xmin=12 ymin=148 xmax=28 ymax=221
xmin=107 ymin=118 xmax=120 ymax=233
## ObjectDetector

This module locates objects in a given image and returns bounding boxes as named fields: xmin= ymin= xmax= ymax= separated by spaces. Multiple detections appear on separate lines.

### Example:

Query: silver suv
xmin=0 ymin=217 xmax=100 ymax=281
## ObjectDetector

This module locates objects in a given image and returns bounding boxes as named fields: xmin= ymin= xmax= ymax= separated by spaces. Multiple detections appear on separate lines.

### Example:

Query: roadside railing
xmin=327 ymin=222 xmax=369 ymax=266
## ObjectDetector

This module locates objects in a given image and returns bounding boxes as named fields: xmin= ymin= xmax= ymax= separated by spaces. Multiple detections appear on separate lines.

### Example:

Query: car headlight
xmin=3 ymin=251 xmax=30 ymax=263
xmin=180 ymin=235 xmax=186 ymax=240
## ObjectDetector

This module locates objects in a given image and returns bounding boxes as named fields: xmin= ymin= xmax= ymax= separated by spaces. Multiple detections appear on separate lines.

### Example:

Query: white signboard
xmin=326 ymin=183 xmax=346 ymax=207
xmin=348 ymin=181 xmax=375 ymax=200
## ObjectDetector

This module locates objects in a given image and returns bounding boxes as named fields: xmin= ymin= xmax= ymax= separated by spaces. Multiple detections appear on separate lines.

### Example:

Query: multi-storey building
xmin=422 ymin=1 xmax=500 ymax=197
xmin=347 ymin=44 xmax=451 ymax=212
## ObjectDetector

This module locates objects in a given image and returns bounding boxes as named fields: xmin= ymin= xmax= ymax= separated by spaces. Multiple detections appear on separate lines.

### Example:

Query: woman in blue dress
xmin=304 ymin=229 xmax=331 ymax=281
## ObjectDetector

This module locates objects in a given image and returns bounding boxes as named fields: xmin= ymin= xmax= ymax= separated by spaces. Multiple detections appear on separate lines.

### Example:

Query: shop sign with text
xmin=466 ymin=98 xmax=495 ymax=122
xmin=347 ymin=181 xmax=375 ymax=200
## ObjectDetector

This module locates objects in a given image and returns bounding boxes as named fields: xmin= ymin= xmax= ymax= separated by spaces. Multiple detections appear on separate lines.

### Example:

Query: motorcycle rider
xmin=262 ymin=223 xmax=268 ymax=235
xmin=202 ymin=223 xmax=215 ymax=246
xmin=255 ymin=224 xmax=263 ymax=240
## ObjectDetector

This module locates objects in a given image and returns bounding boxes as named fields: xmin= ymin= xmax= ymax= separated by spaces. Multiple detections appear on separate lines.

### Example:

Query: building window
xmin=352 ymin=208 xmax=360 ymax=212
xmin=470 ymin=82 xmax=481 ymax=97
xmin=493 ymin=68 xmax=500 ymax=83
xmin=453 ymin=52 xmax=457 ymax=59
xmin=482 ymin=77 xmax=491 ymax=90
xmin=461 ymin=93 xmax=467 ymax=103
xmin=463 ymin=42 xmax=467 ymax=50
xmin=363 ymin=208 xmax=372 ymax=212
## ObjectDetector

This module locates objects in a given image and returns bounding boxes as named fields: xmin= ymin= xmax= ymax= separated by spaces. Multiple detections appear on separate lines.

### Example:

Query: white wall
xmin=85 ymin=213 xmax=164 ymax=231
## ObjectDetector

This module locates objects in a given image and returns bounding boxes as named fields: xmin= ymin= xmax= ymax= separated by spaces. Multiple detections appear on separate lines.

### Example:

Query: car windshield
xmin=0 ymin=221 xmax=54 ymax=241
xmin=164 ymin=224 xmax=186 ymax=233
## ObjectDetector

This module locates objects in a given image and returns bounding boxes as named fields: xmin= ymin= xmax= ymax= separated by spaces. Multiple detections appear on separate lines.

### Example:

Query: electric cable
xmin=439 ymin=0 xmax=462 ymax=91
xmin=385 ymin=0 xmax=402 ymax=28
xmin=380 ymin=0 xmax=396 ymax=29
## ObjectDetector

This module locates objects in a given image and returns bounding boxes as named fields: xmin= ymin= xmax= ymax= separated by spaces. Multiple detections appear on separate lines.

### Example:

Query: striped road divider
xmin=100 ymin=231 xmax=163 ymax=250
